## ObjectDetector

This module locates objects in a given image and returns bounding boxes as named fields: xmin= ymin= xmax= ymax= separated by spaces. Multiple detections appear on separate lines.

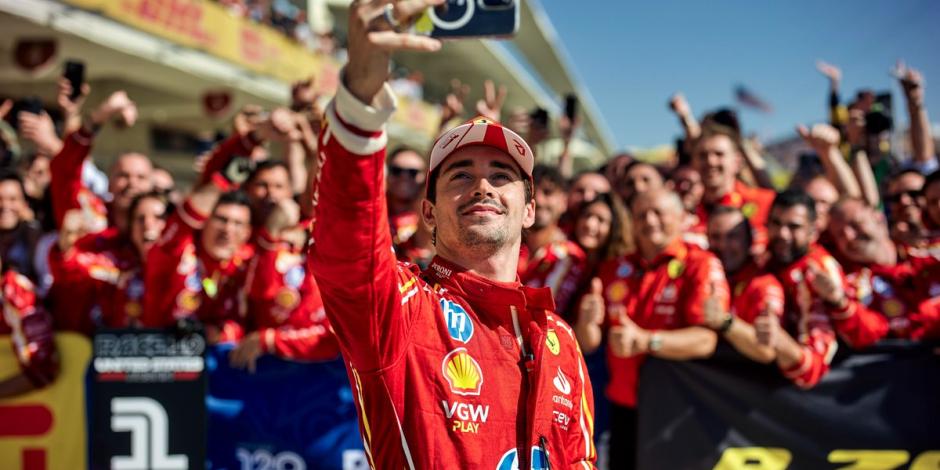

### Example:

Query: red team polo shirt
xmin=597 ymin=239 xmax=729 ymax=407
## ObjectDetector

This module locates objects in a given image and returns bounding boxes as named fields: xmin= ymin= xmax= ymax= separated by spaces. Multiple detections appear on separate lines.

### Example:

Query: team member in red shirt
xmin=576 ymin=188 xmax=725 ymax=470
xmin=705 ymin=205 xmax=783 ymax=363
xmin=691 ymin=124 xmax=776 ymax=247
xmin=47 ymin=191 xmax=167 ymax=334
xmin=52 ymin=89 xmax=152 ymax=238
xmin=828 ymin=198 xmax=939 ymax=342
xmin=229 ymin=199 xmax=339 ymax=370
xmin=885 ymin=169 xmax=929 ymax=259
xmin=520 ymin=164 xmax=587 ymax=316
xmin=0 ymin=260 xmax=58 ymax=398
xmin=765 ymin=190 xmax=846 ymax=388
xmin=142 ymin=182 xmax=253 ymax=343
xmin=309 ymin=3 xmax=595 ymax=467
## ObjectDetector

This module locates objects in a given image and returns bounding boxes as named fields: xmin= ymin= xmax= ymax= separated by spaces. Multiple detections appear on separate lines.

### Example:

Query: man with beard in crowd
xmin=577 ymin=188 xmax=724 ymax=469
xmin=520 ymin=164 xmax=586 ymax=315
xmin=763 ymin=190 xmax=849 ymax=388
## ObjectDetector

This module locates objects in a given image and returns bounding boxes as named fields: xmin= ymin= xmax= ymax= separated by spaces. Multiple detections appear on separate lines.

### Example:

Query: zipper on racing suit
xmin=511 ymin=305 xmax=533 ymax=469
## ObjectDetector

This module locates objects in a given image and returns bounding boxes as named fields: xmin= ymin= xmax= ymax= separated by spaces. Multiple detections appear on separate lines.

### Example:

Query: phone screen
xmin=64 ymin=60 xmax=85 ymax=101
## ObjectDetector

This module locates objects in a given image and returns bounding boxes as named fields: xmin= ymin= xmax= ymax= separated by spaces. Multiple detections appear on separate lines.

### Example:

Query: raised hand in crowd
xmin=57 ymin=76 xmax=90 ymax=136
xmin=797 ymin=123 xmax=863 ymax=200
xmin=476 ymin=79 xmax=507 ymax=122
xmin=18 ymin=110 xmax=62 ymax=157
xmin=87 ymin=90 xmax=137 ymax=131
xmin=893 ymin=60 xmax=935 ymax=168
xmin=668 ymin=92 xmax=701 ymax=151
xmin=816 ymin=60 xmax=842 ymax=90
xmin=439 ymin=78 xmax=470 ymax=130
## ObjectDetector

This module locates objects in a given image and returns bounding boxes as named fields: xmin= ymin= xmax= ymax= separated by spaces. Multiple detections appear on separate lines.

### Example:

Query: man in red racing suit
xmin=309 ymin=5 xmax=595 ymax=467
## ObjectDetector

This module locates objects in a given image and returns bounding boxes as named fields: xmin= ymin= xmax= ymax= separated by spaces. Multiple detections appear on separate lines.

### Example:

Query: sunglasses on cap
xmin=389 ymin=166 xmax=423 ymax=179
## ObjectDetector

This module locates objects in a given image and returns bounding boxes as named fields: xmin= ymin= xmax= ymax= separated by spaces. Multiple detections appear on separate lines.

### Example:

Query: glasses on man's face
xmin=886 ymin=189 xmax=922 ymax=204
xmin=388 ymin=166 xmax=422 ymax=179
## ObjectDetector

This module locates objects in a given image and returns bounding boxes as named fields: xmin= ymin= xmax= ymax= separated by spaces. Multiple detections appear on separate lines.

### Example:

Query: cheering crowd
xmin=1 ymin=37 xmax=940 ymax=470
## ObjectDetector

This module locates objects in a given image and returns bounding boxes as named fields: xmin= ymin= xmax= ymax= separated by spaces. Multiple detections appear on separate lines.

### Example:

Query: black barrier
xmin=637 ymin=341 xmax=940 ymax=470
xmin=89 ymin=328 xmax=207 ymax=470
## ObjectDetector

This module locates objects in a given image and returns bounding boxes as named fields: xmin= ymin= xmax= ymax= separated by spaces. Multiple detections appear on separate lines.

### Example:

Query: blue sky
xmin=539 ymin=0 xmax=940 ymax=150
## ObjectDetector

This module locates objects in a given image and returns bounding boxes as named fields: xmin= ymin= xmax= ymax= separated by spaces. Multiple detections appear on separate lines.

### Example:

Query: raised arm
xmin=309 ymin=0 xmax=441 ymax=371
xmin=894 ymin=61 xmax=936 ymax=169
xmin=798 ymin=123 xmax=862 ymax=199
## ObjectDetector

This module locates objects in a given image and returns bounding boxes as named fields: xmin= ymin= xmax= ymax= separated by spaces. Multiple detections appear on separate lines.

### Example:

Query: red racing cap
xmin=427 ymin=116 xmax=534 ymax=186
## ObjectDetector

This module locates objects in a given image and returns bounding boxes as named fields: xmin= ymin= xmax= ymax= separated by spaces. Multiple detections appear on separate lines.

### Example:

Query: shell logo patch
xmin=442 ymin=348 xmax=483 ymax=396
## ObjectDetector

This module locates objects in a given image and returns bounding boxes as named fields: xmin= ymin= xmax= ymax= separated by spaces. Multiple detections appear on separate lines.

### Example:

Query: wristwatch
xmin=717 ymin=314 xmax=735 ymax=334
xmin=648 ymin=332 xmax=663 ymax=354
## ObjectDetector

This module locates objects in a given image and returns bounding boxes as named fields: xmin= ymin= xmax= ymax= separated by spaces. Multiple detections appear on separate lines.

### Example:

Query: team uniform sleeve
xmin=141 ymin=200 xmax=207 ymax=328
xmin=3 ymin=273 xmax=59 ymax=388
xmin=50 ymin=129 xmax=94 ymax=228
xmin=309 ymin=75 xmax=413 ymax=372
xmin=683 ymin=253 xmax=730 ymax=326
xmin=198 ymin=131 xmax=260 ymax=186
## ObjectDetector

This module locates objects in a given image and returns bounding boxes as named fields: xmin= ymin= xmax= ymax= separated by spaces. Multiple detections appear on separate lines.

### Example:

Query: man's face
xmin=670 ymin=166 xmax=703 ymax=211
xmin=130 ymin=197 xmax=167 ymax=259
xmin=568 ymin=173 xmax=610 ymax=210
xmin=110 ymin=153 xmax=154 ymax=210
xmin=693 ymin=135 xmax=740 ymax=196
xmin=0 ymin=180 xmax=26 ymax=230
xmin=886 ymin=172 xmax=925 ymax=225
xmin=768 ymin=205 xmax=815 ymax=266
xmin=201 ymin=203 xmax=251 ymax=261
xmin=631 ymin=191 xmax=682 ymax=254
xmin=246 ymin=166 xmax=292 ymax=218
xmin=707 ymin=211 xmax=750 ymax=274
xmin=533 ymin=180 xmax=567 ymax=230
xmin=805 ymin=177 xmax=839 ymax=232
xmin=423 ymin=145 xmax=534 ymax=254
xmin=575 ymin=200 xmax=612 ymax=252
xmin=829 ymin=200 xmax=885 ymax=264
xmin=623 ymin=164 xmax=663 ymax=203
xmin=923 ymin=180 xmax=940 ymax=228
xmin=387 ymin=150 xmax=427 ymax=202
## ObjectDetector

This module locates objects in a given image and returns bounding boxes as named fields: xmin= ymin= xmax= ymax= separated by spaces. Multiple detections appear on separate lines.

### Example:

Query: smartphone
xmin=9 ymin=97 xmax=42 ymax=131
xmin=413 ymin=0 xmax=519 ymax=39
xmin=64 ymin=60 xmax=85 ymax=101
xmin=564 ymin=94 xmax=578 ymax=121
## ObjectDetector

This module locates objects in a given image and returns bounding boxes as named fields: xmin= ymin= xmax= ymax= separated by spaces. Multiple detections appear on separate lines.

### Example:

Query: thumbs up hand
xmin=608 ymin=306 xmax=649 ymax=358
xmin=576 ymin=278 xmax=605 ymax=328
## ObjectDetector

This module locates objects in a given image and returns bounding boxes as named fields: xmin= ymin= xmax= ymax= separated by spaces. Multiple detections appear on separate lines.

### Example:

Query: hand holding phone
xmin=64 ymin=60 xmax=85 ymax=102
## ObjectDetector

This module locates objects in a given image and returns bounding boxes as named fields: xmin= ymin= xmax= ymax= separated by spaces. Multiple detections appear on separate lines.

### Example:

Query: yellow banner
xmin=0 ymin=333 xmax=91 ymax=470
xmin=61 ymin=0 xmax=322 ymax=83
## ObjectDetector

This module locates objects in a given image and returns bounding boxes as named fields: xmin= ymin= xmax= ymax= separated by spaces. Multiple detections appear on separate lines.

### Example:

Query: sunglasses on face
xmin=886 ymin=189 xmax=922 ymax=204
xmin=388 ymin=166 xmax=422 ymax=179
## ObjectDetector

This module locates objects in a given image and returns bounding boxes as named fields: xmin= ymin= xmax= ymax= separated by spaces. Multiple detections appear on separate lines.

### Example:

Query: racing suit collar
xmin=423 ymin=255 xmax=555 ymax=315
